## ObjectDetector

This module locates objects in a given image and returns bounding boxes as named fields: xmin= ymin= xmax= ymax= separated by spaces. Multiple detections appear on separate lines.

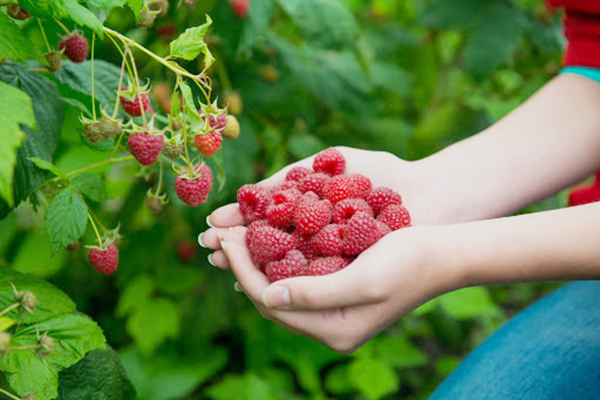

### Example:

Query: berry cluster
xmin=237 ymin=148 xmax=411 ymax=282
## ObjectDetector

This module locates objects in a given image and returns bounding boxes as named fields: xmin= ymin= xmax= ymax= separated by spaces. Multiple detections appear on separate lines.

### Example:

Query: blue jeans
xmin=429 ymin=281 xmax=600 ymax=400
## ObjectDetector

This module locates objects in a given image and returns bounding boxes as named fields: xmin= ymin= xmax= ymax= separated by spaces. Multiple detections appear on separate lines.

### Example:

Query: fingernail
xmin=262 ymin=285 xmax=290 ymax=308
xmin=220 ymin=241 xmax=228 ymax=254
xmin=206 ymin=215 xmax=213 ymax=228
xmin=198 ymin=233 xmax=207 ymax=248
xmin=207 ymin=253 xmax=216 ymax=267
xmin=216 ymin=230 xmax=225 ymax=242
xmin=234 ymin=282 xmax=243 ymax=292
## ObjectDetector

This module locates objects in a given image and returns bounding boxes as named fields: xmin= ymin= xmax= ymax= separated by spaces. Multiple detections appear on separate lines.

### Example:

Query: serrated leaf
xmin=0 ymin=269 xmax=76 ymax=325
xmin=348 ymin=357 xmax=399 ymax=400
xmin=179 ymin=82 xmax=203 ymax=131
xmin=27 ymin=157 xmax=67 ymax=179
xmin=70 ymin=173 xmax=108 ymax=202
xmin=45 ymin=188 xmax=88 ymax=254
xmin=55 ymin=60 xmax=122 ymax=109
xmin=56 ymin=347 xmax=136 ymax=400
xmin=0 ymin=13 xmax=44 ymax=62
xmin=127 ymin=0 xmax=142 ymax=21
xmin=18 ymin=0 xmax=103 ymax=35
xmin=0 ymin=314 xmax=106 ymax=400
xmin=0 ymin=81 xmax=34 ymax=207
xmin=169 ymin=16 xmax=213 ymax=66
xmin=12 ymin=231 xmax=67 ymax=278
xmin=126 ymin=298 xmax=181 ymax=355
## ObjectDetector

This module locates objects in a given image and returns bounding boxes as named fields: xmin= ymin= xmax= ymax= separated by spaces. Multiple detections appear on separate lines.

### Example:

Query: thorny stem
xmin=179 ymin=81 xmax=193 ymax=176
xmin=37 ymin=19 xmax=51 ymax=52
xmin=88 ymin=209 xmax=108 ymax=233
xmin=127 ymin=48 xmax=147 ymax=128
xmin=0 ymin=387 xmax=21 ymax=400
xmin=0 ymin=303 xmax=20 ymax=318
xmin=112 ymin=46 xmax=130 ymax=119
xmin=91 ymin=32 xmax=97 ymax=120
xmin=154 ymin=160 xmax=164 ymax=196
xmin=88 ymin=213 xmax=104 ymax=249
xmin=106 ymin=34 xmax=135 ymax=88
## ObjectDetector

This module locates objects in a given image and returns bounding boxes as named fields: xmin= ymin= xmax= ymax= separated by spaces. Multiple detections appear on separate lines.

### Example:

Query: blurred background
xmin=1 ymin=0 xmax=568 ymax=398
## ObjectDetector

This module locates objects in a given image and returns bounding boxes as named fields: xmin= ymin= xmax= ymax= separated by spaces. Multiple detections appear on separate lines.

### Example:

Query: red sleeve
xmin=547 ymin=0 xmax=600 ymax=68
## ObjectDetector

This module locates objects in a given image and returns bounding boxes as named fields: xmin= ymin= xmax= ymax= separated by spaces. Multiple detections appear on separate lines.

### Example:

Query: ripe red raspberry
xmin=248 ymin=226 xmax=296 ymax=265
xmin=231 ymin=0 xmax=250 ymax=18
xmin=245 ymin=219 xmax=271 ymax=246
xmin=367 ymin=187 xmax=403 ymax=215
xmin=343 ymin=211 xmax=381 ymax=256
xmin=286 ymin=167 xmax=312 ymax=182
xmin=291 ymin=229 xmax=321 ymax=261
xmin=237 ymin=184 xmax=272 ymax=223
xmin=120 ymin=88 xmax=151 ymax=117
xmin=88 ymin=244 xmax=119 ymax=275
xmin=313 ymin=147 xmax=346 ymax=176
xmin=568 ymin=183 xmax=600 ymax=206
xmin=58 ymin=32 xmax=89 ymax=63
xmin=194 ymin=132 xmax=223 ymax=157
xmin=200 ymin=112 xmax=227 ymax=133
xmin=265 ymin=250 xmax=307 ymax=282
xmin=298 ymin=173 xmax=330 ymax=197
xmin=175 ymin=164 xmax=213 ymax=207
xmin=350 ymin=174 xmax=372 ymax=199
xmin=310 ymin=224 xmax=345 ymax=256
xmin=271 ymin=181 xmax=299 ymax=193
xmin=322 ymin=175 xmax=356 ymax=204
xmin=332 ymin=198 xmax=373 ymax=224
xmin=294 ymin=198 xmax=332 ymax=235
xmin=266 ymin=189 xmax=301 ymax=228
xmin=128 ymin=132 xmax=164 ymax=165
xmin=177 ymin=241 xmax=197 ymax=263
xmin=307 ymin=256 xmax=351 ymax=276
xmin=375 ymin=220 xmax=392 ymax=237
xmin=377 ymin=204 xmax=411 ymax=231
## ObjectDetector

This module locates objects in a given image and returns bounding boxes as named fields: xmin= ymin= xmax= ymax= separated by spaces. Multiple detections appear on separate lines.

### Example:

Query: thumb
xmin=261 ymin=266 xmax=386 ymax=310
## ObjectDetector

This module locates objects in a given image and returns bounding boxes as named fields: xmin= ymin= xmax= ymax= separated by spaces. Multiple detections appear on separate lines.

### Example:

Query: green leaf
xmin=179 ymin=82 xmax=203 ymax=131
xmin=0 ymin=314 xmax=106 ymax=400
xmin=126 ymin=297 xmax=181 ymax=355
xmin=56 ymin=347 xmax=136 ymax=400
xmin=127 ymin=0 xmax=142 ymax=21
xmin=418 ymin=0 xmax=489 ymax=29
xmin=371 ymin=336 xmax=428 ymax=369
xmin=12 ymin=231 xmax=67 ymax=278
xmin=0 ymin=13 xmax=44 ymax=62
xmin=19 ymin=0 xmax=103 ymax=35
xmin=0 ymin=61 xmax=64 ymax=219
xmin=439 ymin=287 xmax=499 ymax=319
xmin=370 ymin=61 xmax=413 ymax=98
xmin=169 ymin=16 xmax=214 ymax=67
xmin=44 ymin=188 xmax=88 ymax=254
xmin=348 ymin=357 xmax=399 ymax=400
xmin=464 ymin=3 xmax=525 ymax=81
xmin=207 ymin=374 xmax=278 ymax=400
xmin=0 ymin=81 xmax=34 ymax=207
xmin=85 ymin=0 xmax=127 ymax=7
xmin=27 ymin=157 xmax=67 ymax=179
xmin=55 ymin=60 xmax=122 ymax=109
xmin=275 ymin=0 xmax=359 ymax=49
xmin=116 ymin=274 xmax=155 ymax=319
xmin=70 ymin=173 xmax=108 ymax=202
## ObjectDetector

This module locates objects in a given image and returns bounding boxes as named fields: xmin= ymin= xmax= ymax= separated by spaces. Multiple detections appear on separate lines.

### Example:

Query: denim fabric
xmin=429 ymin=282 xmax=600 ymax=400
xmin=562 ymin=66 xmax=600 ymax=83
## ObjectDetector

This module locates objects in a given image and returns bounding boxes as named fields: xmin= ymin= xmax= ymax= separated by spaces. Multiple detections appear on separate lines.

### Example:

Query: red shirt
xmin=547 ymin=0 xmax=600 ymax=68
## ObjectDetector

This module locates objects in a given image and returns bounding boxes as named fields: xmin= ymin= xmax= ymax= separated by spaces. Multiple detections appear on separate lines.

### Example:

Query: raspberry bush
xmin=0 ymin=0 xmax=569 ymax=399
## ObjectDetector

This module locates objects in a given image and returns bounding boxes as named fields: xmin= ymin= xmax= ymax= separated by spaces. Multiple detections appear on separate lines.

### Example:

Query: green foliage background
xmin=0 ymin=0 xmax=569 ymax=399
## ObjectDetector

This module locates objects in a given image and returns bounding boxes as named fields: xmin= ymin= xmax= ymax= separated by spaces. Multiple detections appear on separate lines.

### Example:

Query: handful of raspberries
xmin=237 ymin=148 xmax=411 ymax=282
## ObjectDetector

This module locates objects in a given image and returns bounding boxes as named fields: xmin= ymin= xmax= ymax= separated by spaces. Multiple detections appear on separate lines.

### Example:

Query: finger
xmin=199 ymin=226 xmax=247 ymax=250
xmin=261 ymin=260 xmax=386 ymax=310
xmin=208 ymin=204 xmax=246 ymax=227
xmin=208 ymin=250 xmax=229 ymax=269
xmin=219 ymin=230 xmax=270 ymax=301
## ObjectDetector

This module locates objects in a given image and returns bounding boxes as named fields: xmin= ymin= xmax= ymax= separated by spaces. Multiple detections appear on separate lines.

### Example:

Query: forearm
xmin=415 ymin=73 xmax=600 ymax=224
xmin=429 ymin=202 xmax=600 ymax=289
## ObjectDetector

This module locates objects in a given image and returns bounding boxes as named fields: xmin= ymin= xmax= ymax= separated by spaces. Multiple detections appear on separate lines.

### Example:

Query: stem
xmin=110 ymin=130 xmax=126 ymax=159
xmin=91 ymin=32 xmax=97 ymax=120
xmin=0 ymin=303 xmax=20 ymax=318
xmin=88 ymin=213 xmax=104 ymax=249
xmin=88 ymin=209 xmax=107 ymax=233
xmin=155 ymin=160 xmax=164 ymax=195
xmin=65 ymin=155 xmax=134 ymax=177
xmin=112 ymin=46 xmax=130 ymax=119
xmin=127 ymin=49 xmax=147 ymax=128
xmin=38 ymin=19 xmax=51 ymax=52
xmin=53 ymin=17 xmax=71 ymax=36
xmin=179 ymin=82 xmax=193 ymax=176
xmin=0 ymin=387 xmax=21 ymax=400
xmin=106 ymin=35 xmax=135 ymax=88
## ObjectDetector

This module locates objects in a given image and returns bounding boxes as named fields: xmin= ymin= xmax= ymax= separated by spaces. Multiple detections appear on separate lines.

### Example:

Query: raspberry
xmin=249 ymin=226 xmax=296 ymax=265
xmin=44 ymin=50 xmax=62 ymax=72
xmin=377 ymin=204 xmax=411 ymax=231
xmin=177 ymin=241 xmax=197 ymax=263
xmin=200 ymin=112 xmax=227 ymax=133
xmin=120 ymin=88 xmax=151 ymax=117
xmin=231 ymin=0 xmax=250 ymax=18
xmin=298 ymin=173 xmax=329 ymax=197
xmin=58 ymin=32 xmax=89 ymax=63
xmin=194 ymin=132 xmax=223 ymax=157
xmin=350 ymin=174 xmax=373 ymax=199
xmin=245 ymin=219 xmax=271 ymax=246
xmin=286 ymin=167 xmax=313 ymax=182
xmin=162 ymin=140 xmax=184 ymax=159
xmin=175 ymin=164 xmax=213 ymax=207
xmin=375 ymin=220 xmax=392 ymax=237
xmin=222 ymin=115 xmax=240 ymax=140
xmin=332 ymin=198 xmax=372 ymax=224
xmin=313 ymin=147 xmax=346 ymax=176
xmin=291 ymin=229 xmax=321 ymax=261
xmin=128 ymin=132 xmax=164 ymax=165
xmin=307 ymin=256 xmax=351 ymax=276
xmin=271 ymin=181 xmax=299 ymax=193
xmin=88 ymin=244 xmax=119 ymax=275
xmin=568 ymin=184 xmax=600 ymax=206
xmin=367 ymin=187 xmax=403 ymax=215
xmin=322 ymin=175 xmax=356 ymax=204
xmin=343 ymin=211 xmax=381 ymax=256
xmin=265 ymin=250 xmax=307 ymax=282
xmin=294 ymin=198 xmax=332 ymax=235
xmin=237 ymin=184 xmax=272 ymax=223
xmin=266 ymin=189 xmax=301 ymax=229
xmin=310 ymin=224 xmax=345 ymax=256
